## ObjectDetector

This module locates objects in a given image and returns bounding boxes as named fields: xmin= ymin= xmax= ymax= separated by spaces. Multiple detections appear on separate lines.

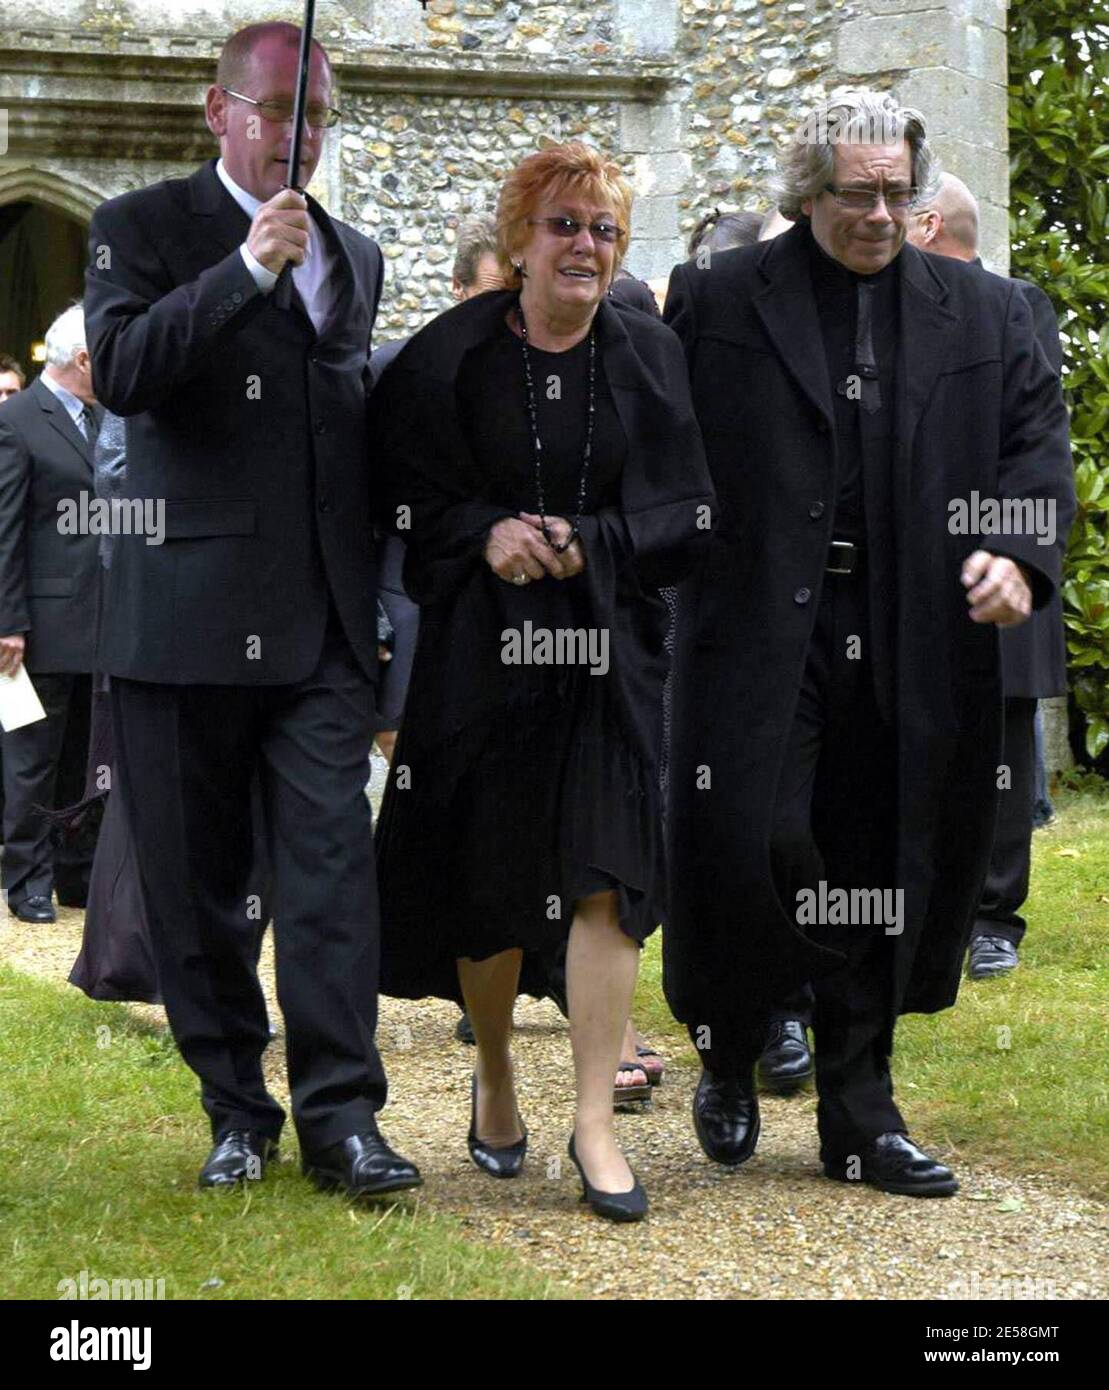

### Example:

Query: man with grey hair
xmin=908 ymin=173 xmax=1069 ymax=984
xmin=664 ymin=90 xmax=1074 ymax=1196
xmin=0 ymin=304 xmax=103 ymax=921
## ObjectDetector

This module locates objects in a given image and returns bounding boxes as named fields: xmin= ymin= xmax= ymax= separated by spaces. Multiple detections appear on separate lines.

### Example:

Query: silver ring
xmin=512 ymin=573 xmax=528 ymax=586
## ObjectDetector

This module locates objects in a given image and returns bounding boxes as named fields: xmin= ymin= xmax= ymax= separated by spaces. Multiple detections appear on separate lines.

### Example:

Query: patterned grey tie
xmin=854 ymin=281 xmax=881 ymax=414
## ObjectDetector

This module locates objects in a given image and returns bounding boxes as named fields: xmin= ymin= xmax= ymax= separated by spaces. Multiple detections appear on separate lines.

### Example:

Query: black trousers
xmin=110 ymin=614 xmax=387 ymax=1149
xmin=2 ymin=671 xmax=93 ymax=905
xmin=692 ymin=566 xmax=905 ymax=1155
xmin=973 ymin=696 xmax=1036 ymax=948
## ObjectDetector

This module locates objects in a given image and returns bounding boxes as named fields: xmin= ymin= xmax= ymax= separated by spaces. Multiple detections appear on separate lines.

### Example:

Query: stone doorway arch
xmin=0 ymin=168 xmax=96 ymax=373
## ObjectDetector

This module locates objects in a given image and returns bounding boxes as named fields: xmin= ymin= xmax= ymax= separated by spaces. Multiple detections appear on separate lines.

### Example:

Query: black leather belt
xmin=826 ymin=540 xmax=863 ymax=575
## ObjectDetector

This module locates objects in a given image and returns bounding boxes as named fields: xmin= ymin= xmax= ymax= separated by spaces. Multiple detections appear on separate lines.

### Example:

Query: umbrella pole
xmin=285 ymin=0 xmax=318 ymax=195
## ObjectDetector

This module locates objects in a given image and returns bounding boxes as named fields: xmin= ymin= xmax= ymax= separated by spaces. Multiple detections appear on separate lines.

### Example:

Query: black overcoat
xmin=368 ymin=288 xmax=714 ymax=999
xmin=662 ymin=226 xmax=1074 ymax=1022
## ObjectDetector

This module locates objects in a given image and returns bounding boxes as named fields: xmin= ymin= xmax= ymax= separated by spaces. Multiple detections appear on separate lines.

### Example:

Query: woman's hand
xmin=518 ymin=513 xmax=586 ymax=578
xmin=484 ymin=517 xmax=571 ymax=584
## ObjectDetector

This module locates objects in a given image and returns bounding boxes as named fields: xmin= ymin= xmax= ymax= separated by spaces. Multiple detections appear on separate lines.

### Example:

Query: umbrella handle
xmin=275 ymin=0 xmax=317 ymax=310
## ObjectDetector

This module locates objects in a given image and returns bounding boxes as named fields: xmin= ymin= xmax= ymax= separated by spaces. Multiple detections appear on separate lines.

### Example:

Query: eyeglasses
xmin=823 ymin=184 xmax=919 ymax=211
xmin=527 ymin=216 xmax=626 ymax=244
xmin=220 ymin=87 xmax=343 ymax=130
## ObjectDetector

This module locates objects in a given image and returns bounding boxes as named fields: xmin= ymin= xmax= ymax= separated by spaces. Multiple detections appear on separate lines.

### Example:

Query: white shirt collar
xmin=216 ymin=158 xmax=264 ymax=219
xmin=40 ymin=370 xmax=86 ymax=425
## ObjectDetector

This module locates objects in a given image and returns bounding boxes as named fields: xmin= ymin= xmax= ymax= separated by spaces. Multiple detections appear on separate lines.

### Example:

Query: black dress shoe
xmin=692 ymin=1069 xmax=760 ymax=1166
xmin=823 ymin=1131 xmax=959 ymax=1197
xmin=199 ymin=1130 xmax=278 ymax=1188
xmin=302 ymin=1129 xmax=423 ymax=1198
xmin=757 ymin=1019 xmax=814 ymax=1095
xmin=455 ymin=1010 xmax=476 ymax=1045
xmin=967 ymin=934 xmax=1019 ymax=980
xmin=10 ymin=894 xmax=56 ymax=924
xmin=467 ymin=1075 xmax=527 ymax=1178
xmin=568 ymin=1134 xmax=648 ymax=1223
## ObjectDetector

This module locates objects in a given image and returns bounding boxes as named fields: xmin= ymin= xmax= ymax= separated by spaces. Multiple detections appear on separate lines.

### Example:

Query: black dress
xmin=376 ymin=318 xmax=664 ymax=1000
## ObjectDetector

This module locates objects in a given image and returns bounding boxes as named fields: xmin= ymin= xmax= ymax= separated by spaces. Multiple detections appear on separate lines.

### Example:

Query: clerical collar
xmin=803 ymin=221 xmax=901 ymax=289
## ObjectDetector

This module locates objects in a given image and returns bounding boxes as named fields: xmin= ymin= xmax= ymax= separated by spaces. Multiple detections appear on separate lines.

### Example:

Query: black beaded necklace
xmin=516 ymin=296 xmax=595 ymax=555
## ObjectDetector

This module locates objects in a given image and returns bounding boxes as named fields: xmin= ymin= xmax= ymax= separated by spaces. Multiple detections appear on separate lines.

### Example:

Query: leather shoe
xmin=455 ymin=1010 xmax=476 ymax=1045
xmin=692 ymin=1069 xmax=760 ymax=1166
xmin=11 ymin=894 xmax=56 ymax=924
xmin=967 ymin=934 xmax=1018 ymax=980
xmin=302 ymin=1128 xmax=423 ymax=1199
xmin=199 ymin=1130 xmax=278 ymax=1188
xmin=757 ymin=1019 xmax=814 ymax=1095
xmin=823 ymin=1131 xmax=959 ymax=1197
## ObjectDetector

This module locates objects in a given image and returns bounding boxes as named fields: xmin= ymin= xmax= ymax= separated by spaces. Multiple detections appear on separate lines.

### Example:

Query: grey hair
xmin=774 ymin=88 xmax=941 ymax=222
xmin=44 ymin=304 xmax=87 ymax=369
xmin=452 ymin=213 xmax=499 ymax=287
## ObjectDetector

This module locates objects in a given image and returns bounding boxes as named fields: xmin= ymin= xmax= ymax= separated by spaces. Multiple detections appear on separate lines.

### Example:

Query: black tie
xmin=854 ymin=282 xmax=881 ymax=414
xmin=80 ymin=405 xmax=101 ymax=448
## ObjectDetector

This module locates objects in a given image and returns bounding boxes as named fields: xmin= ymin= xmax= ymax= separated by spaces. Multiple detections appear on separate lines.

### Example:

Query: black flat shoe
xmin=693 ymin=1068 xmax=760 ymax=1166
xmin=823 ymin=1131 xmax=959 ymax=1197
xmin=757 ymin=1018 xmax=814 ymax=1095
xmin=468 ymin=1074 xmax=527 ymax=1178
xmin=302 ymin=1128 xmax=423 ymax=1199
xmin=11 ymin=894 xmax=56 ymax=924
xmin=455 ymin=1011 xmax=476 ymax=1045
xmin=567 ymin=1134 xmax=647 ymax=1223
xmin=967 ymin=934 xmax=1019 ymax=980
xmin=199 ymin=1130 xmax=278 ymax=1188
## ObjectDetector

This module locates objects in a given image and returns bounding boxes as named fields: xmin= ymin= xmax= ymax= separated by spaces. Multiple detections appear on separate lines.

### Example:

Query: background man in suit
xmin=83 ymin=21 xmax=420 ymax=1197
xmin=664 ymin=90 xmax=1074 ymax=1197
xmin=908 ymin=173 xmax=1070 ymax=980
xmin=0 ymin=354 xmax=25 ymax=403
xmin=0 ymin=305 xmax=101 ymax=922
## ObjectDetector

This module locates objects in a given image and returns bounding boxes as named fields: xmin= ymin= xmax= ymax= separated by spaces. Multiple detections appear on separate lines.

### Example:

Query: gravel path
xmin=3 ymin=900 xmax=1104 ymax=1301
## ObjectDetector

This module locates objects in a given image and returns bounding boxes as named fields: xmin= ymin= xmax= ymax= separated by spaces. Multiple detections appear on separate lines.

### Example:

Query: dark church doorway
xmin=0 ymin=201 xmax=88 ymax=376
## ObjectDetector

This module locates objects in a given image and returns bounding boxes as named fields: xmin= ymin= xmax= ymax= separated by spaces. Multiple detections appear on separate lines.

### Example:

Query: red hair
xmin=495 ymin=141 xmax=633 ymax=290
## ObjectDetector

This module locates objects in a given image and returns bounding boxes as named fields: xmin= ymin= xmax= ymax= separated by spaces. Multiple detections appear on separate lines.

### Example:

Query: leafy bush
xmin=1009 ymin=0 xmax=1109 ymax=759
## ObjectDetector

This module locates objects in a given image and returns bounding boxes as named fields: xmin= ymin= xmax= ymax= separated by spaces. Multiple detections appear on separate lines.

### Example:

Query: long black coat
xmin=1000 ymin=276 xmax=1068 ymax=699
xmin=369 ymin=289 xmax=714 ymax=999
xmin=83 ymin=158 xmax=384 ymax=685
xmin=0 ymin=377 xmax=101 ymax=673
xmin=662 ymin=226 xmax=1074 ymax=1021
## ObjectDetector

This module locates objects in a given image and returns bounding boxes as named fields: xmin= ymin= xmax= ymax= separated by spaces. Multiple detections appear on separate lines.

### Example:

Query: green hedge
xmin=1009 ymin=0 xmax=1109 ymax=759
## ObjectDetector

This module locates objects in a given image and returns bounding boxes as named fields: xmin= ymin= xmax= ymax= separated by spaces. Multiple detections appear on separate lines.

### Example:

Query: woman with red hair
xmin=373 ymin=143 xmax=713 ymax=1222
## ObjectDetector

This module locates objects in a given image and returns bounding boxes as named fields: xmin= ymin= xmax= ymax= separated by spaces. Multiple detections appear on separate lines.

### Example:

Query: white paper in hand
xmin=0 ymin=664 xmax=47 ymax=731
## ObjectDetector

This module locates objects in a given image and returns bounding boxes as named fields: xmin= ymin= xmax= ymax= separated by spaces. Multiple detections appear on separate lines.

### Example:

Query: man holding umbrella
xmin=83 ymin=21 xmax=421 ymax=1198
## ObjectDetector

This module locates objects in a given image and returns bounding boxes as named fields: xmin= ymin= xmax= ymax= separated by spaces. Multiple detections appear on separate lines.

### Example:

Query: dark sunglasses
xmin=527 ymin=216 xmax=626 ymax=244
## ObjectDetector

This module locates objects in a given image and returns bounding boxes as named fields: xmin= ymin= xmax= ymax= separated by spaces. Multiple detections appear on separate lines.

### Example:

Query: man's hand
xmin=0 ymin=634 xmax=25 ymax=677
xmin=518 ymin=512 xmax=586 ymax=578
xmin=961 ymin=550 xmax=1033 ymax=628
xmin=246 ymin=189 xmax=311 ymax=276
xmin=484 ymin=517 xmax=571 ymax=583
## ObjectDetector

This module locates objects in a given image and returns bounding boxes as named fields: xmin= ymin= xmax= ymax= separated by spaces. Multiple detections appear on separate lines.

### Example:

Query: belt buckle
xmin=826 ymin=540 xmax=857 ymax=575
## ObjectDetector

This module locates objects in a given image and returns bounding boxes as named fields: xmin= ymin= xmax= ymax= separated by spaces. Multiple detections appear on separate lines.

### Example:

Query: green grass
xmin=0 ymin=967 xmax=563 ymax=1301
xmin=635 ymin=785 xmax=1109 ymax=1199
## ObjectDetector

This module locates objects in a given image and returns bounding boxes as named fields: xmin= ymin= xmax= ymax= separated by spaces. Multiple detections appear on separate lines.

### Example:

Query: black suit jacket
xmin=83 ymin=159 xmax=384 ymax=685
xmin=0 ymin=376 xmax=102 ymax=673
xmin=662 ymin=226 xmax=1074 ymax=1022
xmin=999 ymin=273 xmax=1069 ymax=699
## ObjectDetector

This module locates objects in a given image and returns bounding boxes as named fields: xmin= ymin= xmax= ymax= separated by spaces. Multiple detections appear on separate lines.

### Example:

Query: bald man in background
xmin=908 ymin=173 xmax=1070 ymax=982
